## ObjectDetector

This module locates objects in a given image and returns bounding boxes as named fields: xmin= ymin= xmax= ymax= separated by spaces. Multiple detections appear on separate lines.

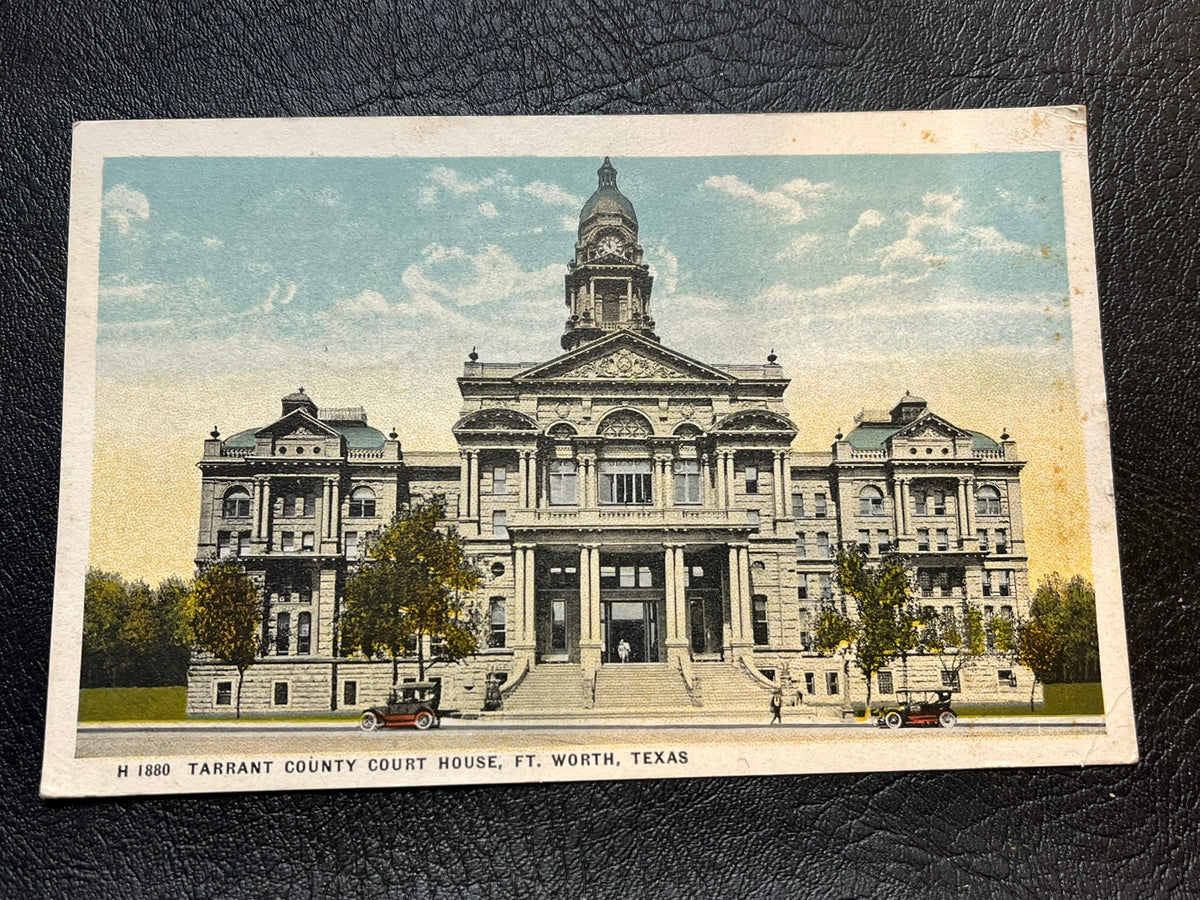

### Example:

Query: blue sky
xmin=97 ymin=152 xmax=1071 ymax=377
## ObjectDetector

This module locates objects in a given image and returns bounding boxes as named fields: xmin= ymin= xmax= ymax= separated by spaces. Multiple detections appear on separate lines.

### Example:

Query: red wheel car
xmin=359 ymin=682 xmax=442 ymax=731
xmin=873 ymin=689 xmax=957 ymax=729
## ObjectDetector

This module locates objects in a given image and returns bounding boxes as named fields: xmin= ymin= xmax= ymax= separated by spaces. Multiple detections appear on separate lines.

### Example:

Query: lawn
xmin=78 ymin=686 xmax=187 ymax=722
xmin=955 ymin=682 xmax=1105 ymax=718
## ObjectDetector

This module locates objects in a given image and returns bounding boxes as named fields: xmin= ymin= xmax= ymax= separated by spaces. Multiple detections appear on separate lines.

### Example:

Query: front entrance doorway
xmin=601 ymin=600 xmax=660 ymax=663
xmin=535 ymin=597 xmax=577 ymax=663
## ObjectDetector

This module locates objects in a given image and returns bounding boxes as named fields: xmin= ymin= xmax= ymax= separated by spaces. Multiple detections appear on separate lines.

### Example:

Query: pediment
xmin=515 ymin=333 xmax=735 ymax=383
xmin=255 ymin=409 xmax=340 ymax=440
xmin=893 ymin=412 xmax=971 ymax=441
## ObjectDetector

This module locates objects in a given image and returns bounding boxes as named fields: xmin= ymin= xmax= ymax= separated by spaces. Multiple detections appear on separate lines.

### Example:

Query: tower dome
xmin=578 ymin=157 xmax=638 ymax=242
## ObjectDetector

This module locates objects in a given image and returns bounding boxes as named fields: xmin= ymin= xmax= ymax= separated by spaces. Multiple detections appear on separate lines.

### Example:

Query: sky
xmin=90 ymin=152 xmax=1091 ymax=586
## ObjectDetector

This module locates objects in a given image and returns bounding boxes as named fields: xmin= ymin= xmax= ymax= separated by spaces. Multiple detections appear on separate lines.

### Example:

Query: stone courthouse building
xmin=188 ymin=160 xmax=1036 ymax=717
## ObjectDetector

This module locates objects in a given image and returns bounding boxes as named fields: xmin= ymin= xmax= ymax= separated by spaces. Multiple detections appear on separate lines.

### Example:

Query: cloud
xmin=258 ymin=280 xmax=298 ymax=314
xmin=477 ymin=201 xmax=499 ymax=219
xmin=330 ymin=289 xmax=390 ymax=318
xmin=560 ymin=217 xmax=577 ymax=232
xmin=848 ymin=209 xmax=884 ymax=240
xmin=775 ymin=234 xmax=821 ymax=259
xmin=102 ymin=184 xmax=150 ymax=234
xmin=202 ymin=236 xmax=224 ymax=249
xmin=522 ymin=182 xmax=583 ymax=207
xmin=419 ymin=186 xmax=438 ymax=205
xmin=99 ymin=277 xmax=163 ymax=303
xmin=401 ymin=243 xmax=563 ymax=310
xmin=646 ymin=242 xmax=679 ymax=293
xmin=702 ymin=174 xmax=836 ymax=224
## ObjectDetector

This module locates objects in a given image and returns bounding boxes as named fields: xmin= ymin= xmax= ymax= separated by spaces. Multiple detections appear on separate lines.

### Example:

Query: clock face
xmin=599 ymin=236 xmax=623 ymax=258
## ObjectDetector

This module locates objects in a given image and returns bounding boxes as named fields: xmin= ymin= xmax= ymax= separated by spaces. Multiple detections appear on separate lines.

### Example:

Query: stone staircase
xmin=593 ymin=664 xmax=695 ymax=712
xmin=691 ymin=661 xmax=773 ymax=712
xmin=502 ymin=664 xmax=586 ymax=714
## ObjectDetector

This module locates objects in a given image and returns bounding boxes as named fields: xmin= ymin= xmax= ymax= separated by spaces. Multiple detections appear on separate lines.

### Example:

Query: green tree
xmin=1017 ymin=574 xmax=1099 ymax=708
xmin=192 ymin=560 xmax=263 ymax=718
xmin=82 ymin=569 xmax=132 ymax=687
xmin=814 ymin=607 xmax=859 ymax=711
xmin=835 ymin=547 xmax=918 ymax=709
xmin=340 ymin=498 xmax=481 ymax=682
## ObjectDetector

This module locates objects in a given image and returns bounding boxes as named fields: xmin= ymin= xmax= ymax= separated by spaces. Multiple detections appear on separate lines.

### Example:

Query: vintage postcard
xmin=43 ymin=109 xmax=1136 ymax=797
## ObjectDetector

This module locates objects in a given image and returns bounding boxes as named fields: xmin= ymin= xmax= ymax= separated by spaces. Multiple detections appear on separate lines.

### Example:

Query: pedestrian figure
xmin=770 ymin=690 xmax=783 ymax=724
xmin=617 ymin=638 xmax=631 ymax=663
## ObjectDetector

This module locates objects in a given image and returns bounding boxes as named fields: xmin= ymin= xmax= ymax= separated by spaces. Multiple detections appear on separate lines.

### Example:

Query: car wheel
xmin=939 ymin=710 xmax=958 ymax=729
xmin=413 ymin=710 xmax=436 ymax=731
xmin=359 ymin=712 xmax=380 ymax=732
xmin=884 ymin=711 xmax=903 ymax=730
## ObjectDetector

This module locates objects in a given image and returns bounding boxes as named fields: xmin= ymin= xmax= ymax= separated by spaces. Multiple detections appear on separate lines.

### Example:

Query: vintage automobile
xmin=873 ymin=689 xmax=958 ymax=729
xmin=359 ymin=682 xmax=442 ymax=731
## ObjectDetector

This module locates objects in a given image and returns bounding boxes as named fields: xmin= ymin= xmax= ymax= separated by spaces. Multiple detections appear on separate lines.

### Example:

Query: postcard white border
xmin=43 ymin=109 xmax=1137 ymax=798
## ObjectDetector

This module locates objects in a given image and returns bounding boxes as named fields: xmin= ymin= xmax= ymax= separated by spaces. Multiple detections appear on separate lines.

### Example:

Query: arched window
xmin=348 ymin=487 xmax=376 ymax=518
xmin=858 ymin=485 xmax=885 ymax=517
xmin=222 ymin=487 xmax=251 ymax=519
xmin=976 ymin=485 xmax=1001 ymax=516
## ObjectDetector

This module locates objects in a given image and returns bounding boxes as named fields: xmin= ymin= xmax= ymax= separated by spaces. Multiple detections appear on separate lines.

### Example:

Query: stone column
xmin=899 ymin=479 xmax=910 ymax=536
xmin=727 ymin=546 xmax=741 ymax=639
xmin=513 ymin=545 xmax=526 ymax=648
xmin=580 ymin=545 xmax=602 ymax=673
xmin=673 ymin=547 xmax=687 ymax=641
xmin=259 ymin=479 xmax=271 ymax=544
xmin=664 ymin=544 xmax=676 ymax=635
xmin=965 ymin=475 xmax=976 ymax=535
xmin=956 ymin=478 xmax=969 ymax=541
xmin=738 ymin=546 xmax=753 ymax=641
xmin=715 ymin=450 xmax=727 ymax=508
xmin=782 ymin=452 xmax=793 ymax=517
xmin=701 ymin=454 xmax=712 ymax=509
xmin=329 ymin=481 xmax=340 ymax=543
xmin=252 ymin=479 xmax=263 ymax=540
xmin=518 ymin=453 xmax=529 ymax=507
xmin=664 ymin=456 xmax=675 ymax=508
xmin=894 ymin=477 xmax=905 ymax=537
xmin=459 ymin=451 xmax=469 ymax=519
xmin=726 ymin=453 xmax=736 ymax=507
xmin=773 ymin=452 xmax=784 ymax=520
xmin=527 ymin=453 xmax=538 ymax=510
xmin=469 ymin=451 xmax=480 ymax=519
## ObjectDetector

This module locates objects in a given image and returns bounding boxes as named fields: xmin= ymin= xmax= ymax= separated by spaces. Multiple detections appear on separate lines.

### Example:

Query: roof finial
xmin=389 ymin=427 xmax=399 ymax=440
xmin=598 ymin=157 xmax=617 ymax=187
xmin=1000 ymin=427 xmax=1010 ymax=441
xmin=767 ymin=349 xmax=778 ymax=364
xmin=210 ymin=425 xmax=220 ymax=439
xmin=468 ymin=346 xmax=479 ymax=362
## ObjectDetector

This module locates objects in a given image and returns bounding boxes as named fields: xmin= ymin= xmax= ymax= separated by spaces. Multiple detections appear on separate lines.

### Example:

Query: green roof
xmin=224 ymin=421 xmax=385 ymax=451
xmin=843 ymin=423 xmax=999 ymax=451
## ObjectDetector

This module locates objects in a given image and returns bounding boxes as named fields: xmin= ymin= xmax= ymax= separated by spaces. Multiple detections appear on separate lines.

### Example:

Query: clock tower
xmin=561 ymin=158 xmax=657 ymax=351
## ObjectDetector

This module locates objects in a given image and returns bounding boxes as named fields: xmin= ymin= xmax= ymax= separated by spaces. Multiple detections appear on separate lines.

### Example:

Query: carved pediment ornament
xmin=288 ymin=427 xmax=317 ymax=437
xmin=571 ymin=348 xmax=686 ymax=380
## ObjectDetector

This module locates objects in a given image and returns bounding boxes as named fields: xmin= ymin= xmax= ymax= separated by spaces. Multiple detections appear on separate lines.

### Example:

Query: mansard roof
xmin=224 ymin=407 xmax=386 ymax=450
xmin=843 ymin=409 xmax=999 ymax=452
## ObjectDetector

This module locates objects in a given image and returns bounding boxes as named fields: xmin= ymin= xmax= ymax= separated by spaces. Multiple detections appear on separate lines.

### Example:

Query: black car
xmin=872 ymin=689 xmax=957 ymax=729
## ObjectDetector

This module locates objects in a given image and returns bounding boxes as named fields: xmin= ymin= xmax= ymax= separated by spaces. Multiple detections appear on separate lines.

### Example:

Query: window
xmin=218 ymin=531 xmax=232 ymax=558
xmin=857 ymin=530 xmax=871 ymax=553
xmin=998 ymin=571 xmax=1011 ymax=597
xmin=915 ymin=492 xmax=928 ymax=516
xmin=598 ymin=460 xmax=653 ymax=505
xmin=983 ymin=573 xmax=993 ymax=597
xmin=877 ymin=530 xmax=890 ymax=554
xmin=273 ymin=682 xmax=289 ymax=706
xmin=941 ymin=605 xmax=955 ymax=624
xmin=941 ymin=670 xmax=960 ymax=691
xmin=297 ymin=611 xmax=311 ymax=654
xmin=348 ymin=487 xmax=376 ymax=518
xmin=301 ymin=531 xmax=314 ymax=551
xmin=752 ymin=596 xmax=768 ymax=645
xmin=673 ymin=460 xmax=702 ymax=505
xmin=276 ymin=612 xmax=290 ymax=655
xmin=998 ymin=669 xmax=1017 ymax=688
xmin=814 ymin=493 xmax=828 ymax=517
xmin=995 ymin=529 xmax=1009 ymax=554
xmin=1001 ymin=605 xmax=1014 ymax=620
xmin=489 ymin=597 xmax=507 ymax=648
xmin=215 ymin=681 xmax=232 ymax=706
xmin=745 ymin=466 xmax=759 ymax=494
xmin=877 ymin=671 xmax=894 ymax=695
xmin=819 ymin=573 xmax=833 ymax=601
xmin=236 ymin=533 xmax=247 ymax=556
xmin=797 ymin=579 xmax=808 ymax=600
xmin=796 ymin=532 xmax=807 ymax=558
xmin=343 ymin=681 xmax=357 ymax=706
xmin=826 ymin=671 xmax=839 ymax=695
xmin=976 ymin=485 xmax=1001 ymax=516
xmin=293 ymin=495 xmax=305 ymax=517
xmin=746 ymin=509 xmax=761 ymax=527
xmin=804 ymin=672 xmax=816 ymax=694
xmin=977 ymin=529 xmax=989 ymax=551
xmin=492 ymin=510 xmax=508 ymax=539
xmin=548 ymin=566 xmax=579 ymax=588
xmin=223 ymin=488 xmax=251 ymax=519
xmin=549 ymin=460 xmax=578 ymax=505
xmin=936 ymin=528 xmax=949 ymax=551
xmin=281 ymin=531 xmax=295 ymax=553
xmin=492 ymin=466 xmax=507 ymax=495
xmin=792 ymin=493 xmax=805 ymax=517
xmin=345 ymin=531 xmax=359 ymax=560
xmin=917 ymin=529 xmax=930 ymax=552
xmin=933 ymin=491 xmax=947 ymax=515
xmin=816 ymin=532 xmax=831 ymax=558
xmin=985 ymin=605 xmax=997 ymax=649
xmin=859 ymin=485 xmax=885 ymax=516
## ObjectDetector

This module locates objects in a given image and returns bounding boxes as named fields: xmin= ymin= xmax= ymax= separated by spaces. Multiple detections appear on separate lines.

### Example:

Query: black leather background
xmin=4 ymin=2 xmax=1198 ymax=896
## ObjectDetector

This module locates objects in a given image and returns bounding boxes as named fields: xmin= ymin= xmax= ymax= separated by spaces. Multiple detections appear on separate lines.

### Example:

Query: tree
xmin=82 ymin=569 xmax=193 ymax=688
xmin=834 ymin=547 xmax=918 ymax=709
xmin=82 ymin=569 xmax=132 ymax=687
xmin=1017 ymin=574 xmax=1100 ymax=709
xmin=814 ymin=607 xmax=859 ymax=711
xmin=191 ymin=560 xmax=262 ymax=718
xmin=921 ymin=602 xmax=987 ymax=693
xmin=340 ymin=498 xmax=481 ymax=683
